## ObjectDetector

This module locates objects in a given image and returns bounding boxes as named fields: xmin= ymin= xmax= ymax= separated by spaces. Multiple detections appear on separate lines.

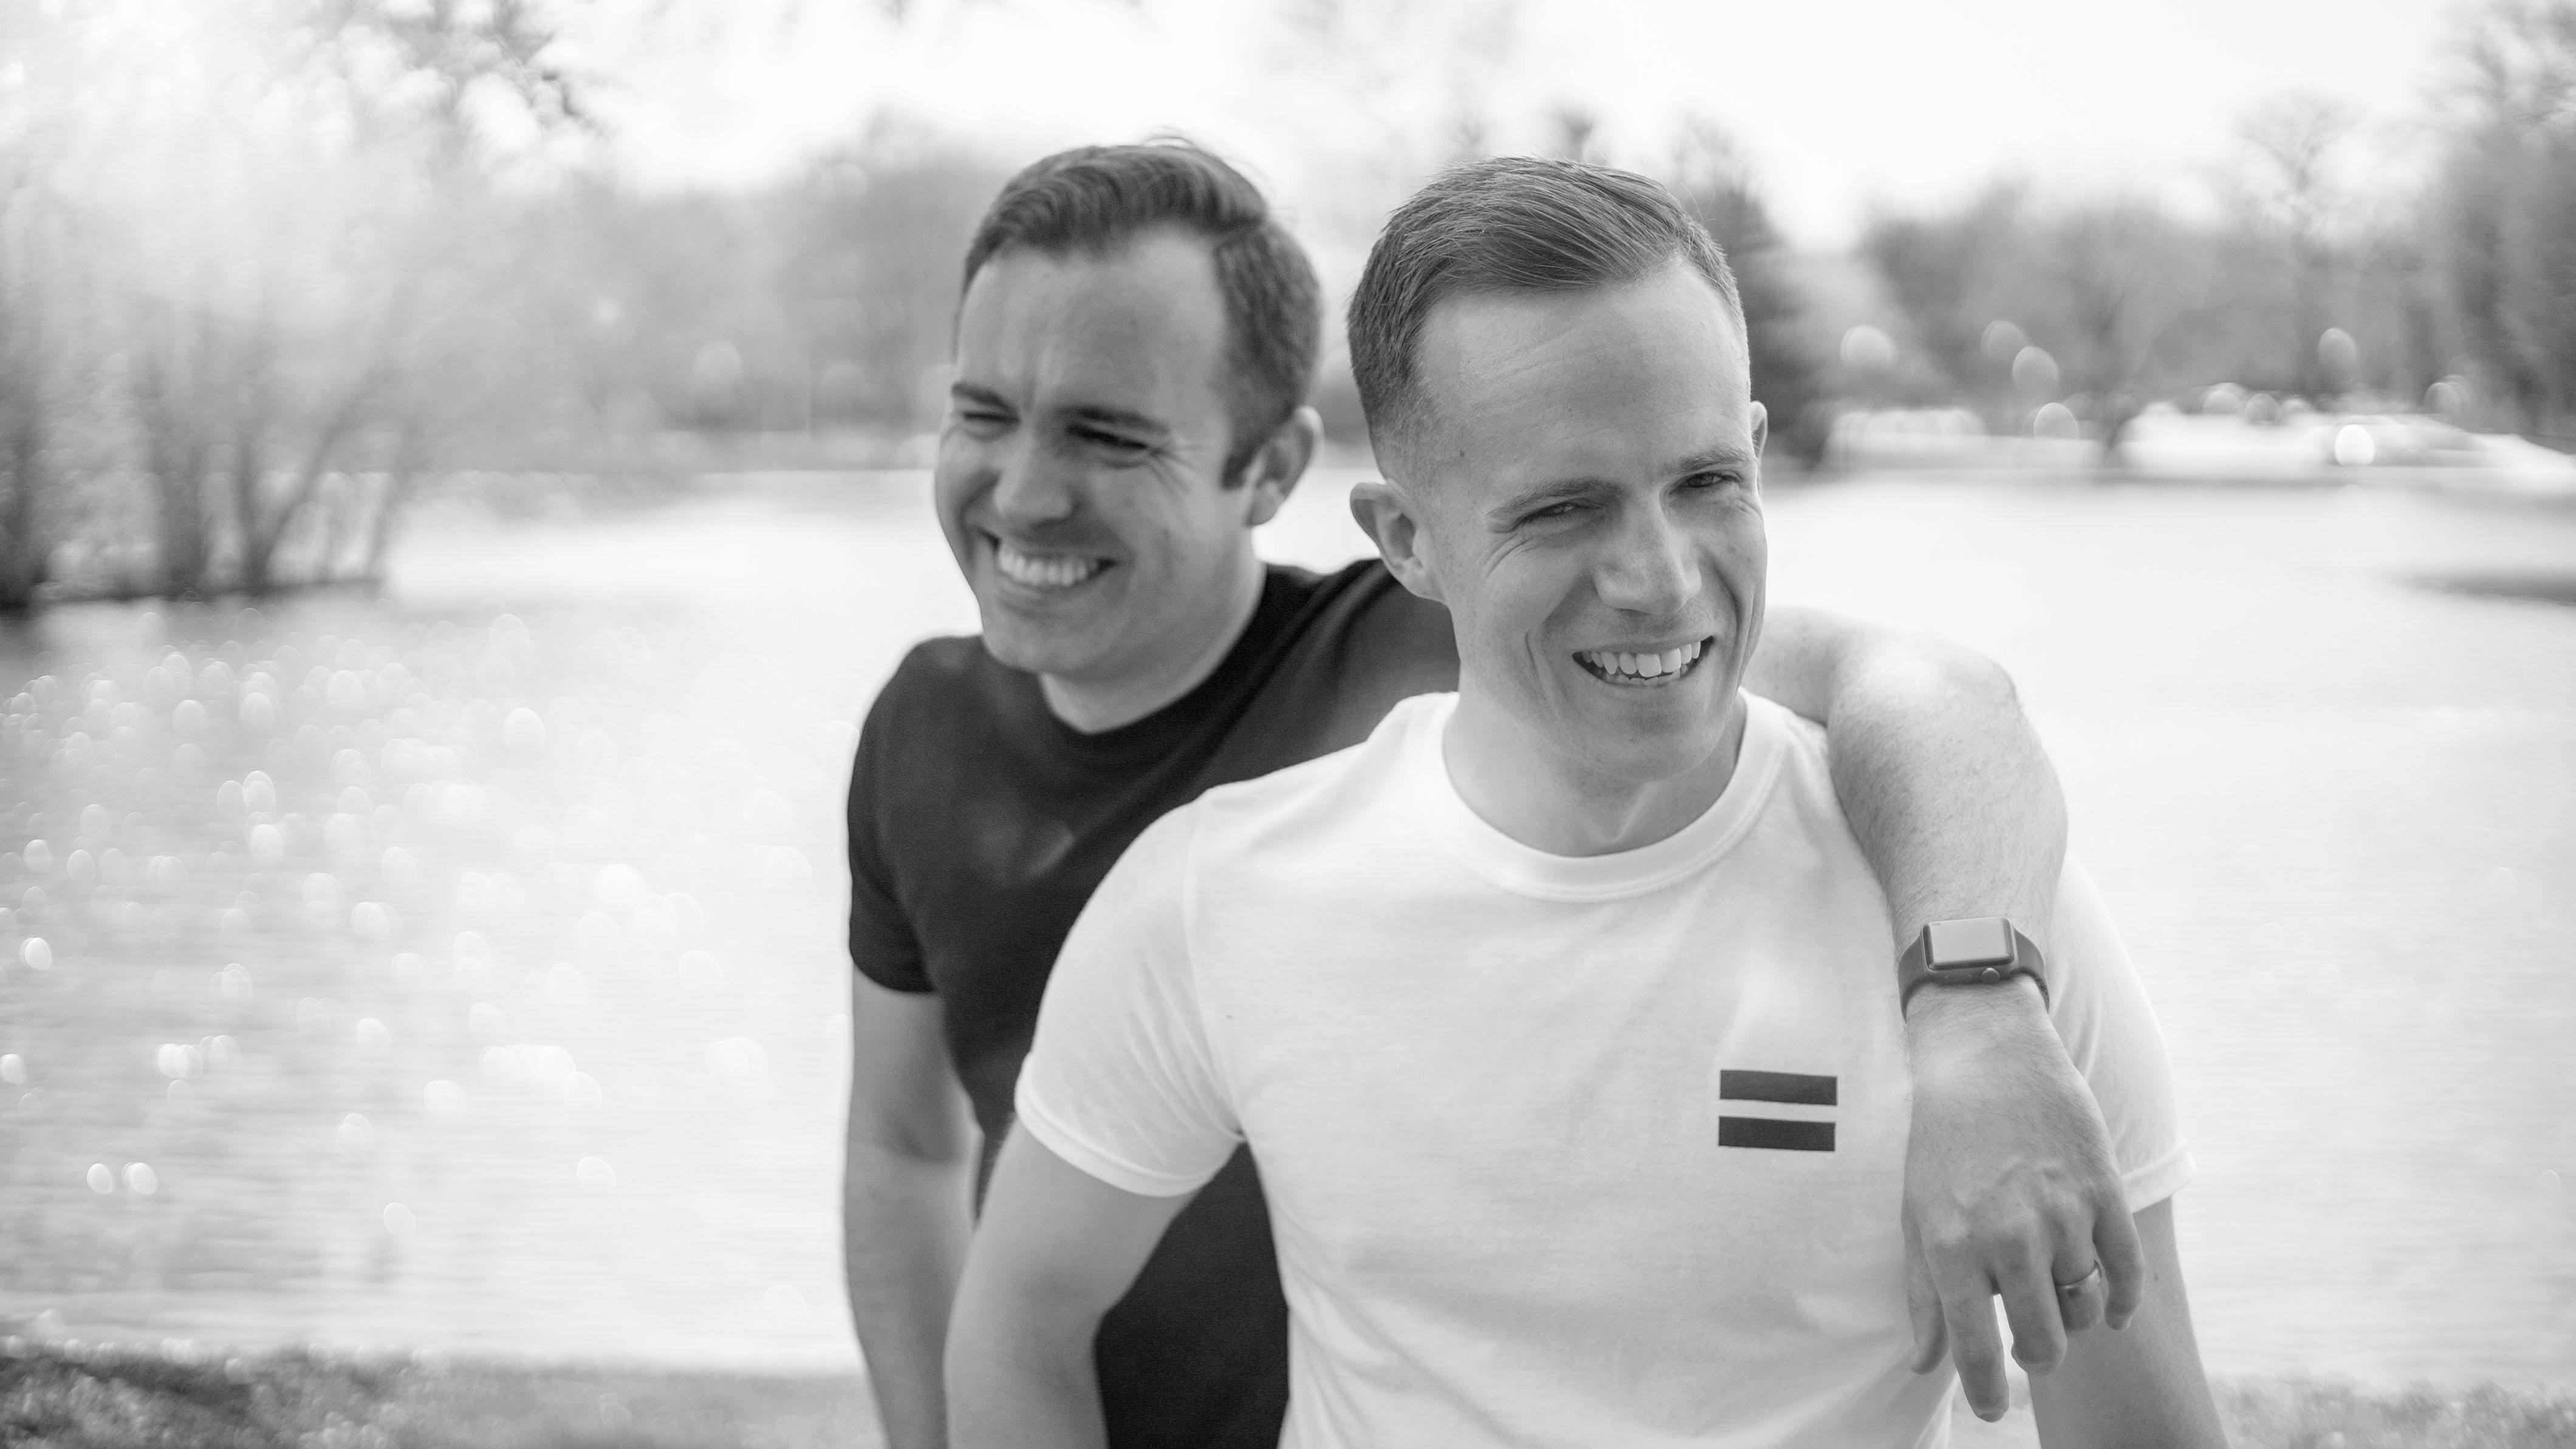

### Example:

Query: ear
xmin=1748 ymin=400 xmax=1770 ymax=493
xmin=1238 ymin=406 xmax=1321 ymax=527
xmin=1349 ymin=479 xmax=1444 ymax=604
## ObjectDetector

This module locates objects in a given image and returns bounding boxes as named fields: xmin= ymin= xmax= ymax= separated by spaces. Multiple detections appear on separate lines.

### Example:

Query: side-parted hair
xmin=1348 ymin=155 xmax=1745 ymax=454
xmin=961 ymin=142 xmax=1322 ymax=484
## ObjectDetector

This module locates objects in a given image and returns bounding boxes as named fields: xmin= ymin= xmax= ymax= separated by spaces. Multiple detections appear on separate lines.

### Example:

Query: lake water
xmin=1 ymin=470 xmax=2571 ymax=1389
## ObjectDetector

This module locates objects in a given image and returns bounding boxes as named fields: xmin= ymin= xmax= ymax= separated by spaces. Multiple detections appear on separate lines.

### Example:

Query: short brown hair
xmin=962 ymin=142 xmax=1321 ymax=484
xmin=1348 ymin=156 xmax=1744 ymax=453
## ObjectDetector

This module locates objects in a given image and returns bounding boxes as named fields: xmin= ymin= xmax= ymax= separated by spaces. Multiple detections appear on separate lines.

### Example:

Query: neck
xmin=1441 ymin=689 xmax=1749 ymax=856
xmin=1040 ymin=549 xmax=1266 ymax=734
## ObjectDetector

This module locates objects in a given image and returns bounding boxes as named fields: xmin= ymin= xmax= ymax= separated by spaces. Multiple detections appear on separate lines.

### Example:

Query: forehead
xmin=1403 ymin=262 xmax=1751 ymax=490
xmin=954 ymin=231 xmax=1233 ymax=421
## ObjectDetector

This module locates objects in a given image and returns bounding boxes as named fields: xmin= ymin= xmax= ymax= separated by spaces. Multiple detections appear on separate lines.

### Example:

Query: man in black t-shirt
xmin=846 ymin=144 xmax=2143 ymax=1449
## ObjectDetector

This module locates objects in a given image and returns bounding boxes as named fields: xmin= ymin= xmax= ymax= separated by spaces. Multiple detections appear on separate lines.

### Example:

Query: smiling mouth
xmin=991 ymin=537 xmax=1112 ymax=591
xmin=1575 ymin=638 xmax=1708 ymax=686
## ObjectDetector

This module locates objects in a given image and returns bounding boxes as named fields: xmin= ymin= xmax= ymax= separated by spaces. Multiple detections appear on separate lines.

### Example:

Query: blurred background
xmin=0 ymin=0 xmax=2572 ymax=1436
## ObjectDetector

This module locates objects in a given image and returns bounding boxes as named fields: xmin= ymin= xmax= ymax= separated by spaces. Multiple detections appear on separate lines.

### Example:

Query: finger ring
xmin=2054 ymin=1262 xmax=2103 ymax=1295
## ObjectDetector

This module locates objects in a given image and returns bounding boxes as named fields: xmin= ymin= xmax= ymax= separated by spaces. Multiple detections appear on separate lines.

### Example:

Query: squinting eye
xmin=1076 ymin=429 xmax=1152 ymax=456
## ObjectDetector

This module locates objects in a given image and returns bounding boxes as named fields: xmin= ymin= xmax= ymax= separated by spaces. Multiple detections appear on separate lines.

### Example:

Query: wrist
xmin=1901 ymin=971 xmax=2050 ymax=1052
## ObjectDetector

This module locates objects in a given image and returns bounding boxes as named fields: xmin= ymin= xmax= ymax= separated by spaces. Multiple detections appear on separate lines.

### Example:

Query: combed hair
xmin=961 ymin=142 xmax=1322 ymax=483
xmin=1348 ymin=155 xmax=1744 ymax=453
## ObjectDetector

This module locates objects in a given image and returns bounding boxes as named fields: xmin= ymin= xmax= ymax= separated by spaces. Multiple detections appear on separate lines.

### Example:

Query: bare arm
xmin=844 ymin=973 xmax=978 ymax=1449
xmin=2030 ymin=1197 xmax=2228 ymax=1448
xmin=1746 ymin=604 xmax=2142 ymax=1420
xmin=947 ymin=1125 xmax=1196 ymax=1449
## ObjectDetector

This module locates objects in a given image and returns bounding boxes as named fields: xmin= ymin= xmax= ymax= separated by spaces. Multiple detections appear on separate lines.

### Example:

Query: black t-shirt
xmin=848 ymin=560 xmax=1458 ymax=1449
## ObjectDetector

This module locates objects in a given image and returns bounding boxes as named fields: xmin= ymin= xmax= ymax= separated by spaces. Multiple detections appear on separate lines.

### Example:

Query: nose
xmin=987 ymin=434 xmax=1080 ymax=530
xmin=1593 ymin=499 xmax=1699 ymax=617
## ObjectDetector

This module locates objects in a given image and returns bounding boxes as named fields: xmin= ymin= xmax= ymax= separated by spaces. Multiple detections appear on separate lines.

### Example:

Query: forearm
xmin=946 ymin=1289 xmax=1110 ymax=1449
xmin=845 ymin=1141 xmax=975 ymax=1449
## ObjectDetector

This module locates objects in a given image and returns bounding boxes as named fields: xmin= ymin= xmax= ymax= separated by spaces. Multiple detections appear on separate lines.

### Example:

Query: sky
xmin=561 ymin=0 xmax=2468 ymax=251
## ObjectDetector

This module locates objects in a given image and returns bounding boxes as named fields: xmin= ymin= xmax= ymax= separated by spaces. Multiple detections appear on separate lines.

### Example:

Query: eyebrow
xmin=948 ymin=382 xmax=1171 ymax=439
xmin=1482 ymin=444 xmax=1759 ymax=527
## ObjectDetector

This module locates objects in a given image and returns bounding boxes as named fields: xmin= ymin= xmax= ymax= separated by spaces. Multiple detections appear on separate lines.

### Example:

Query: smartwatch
xmin=1896 ymin=916 xmax=2049 ymax=1014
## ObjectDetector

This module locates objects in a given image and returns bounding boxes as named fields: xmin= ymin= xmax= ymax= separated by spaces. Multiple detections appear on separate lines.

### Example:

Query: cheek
xmin=932 ymin=450 xmax=984 ymax=532
xmin=1465 ymin=555 xmax=1575 ymax=670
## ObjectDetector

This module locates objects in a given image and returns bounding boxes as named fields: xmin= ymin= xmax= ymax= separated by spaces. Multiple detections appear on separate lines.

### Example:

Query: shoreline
xmin=4 ymin=1340 xmax=2571 ymax=1448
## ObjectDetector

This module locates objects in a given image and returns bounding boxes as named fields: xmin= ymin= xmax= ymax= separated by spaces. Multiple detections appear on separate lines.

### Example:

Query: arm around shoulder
xmin=1749 ymin=603 xmax=2065 ymax=948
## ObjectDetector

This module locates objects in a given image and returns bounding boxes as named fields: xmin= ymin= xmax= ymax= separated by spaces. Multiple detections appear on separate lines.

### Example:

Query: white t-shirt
xmin=1018 ymin=693 xmax=2193 ymax=1449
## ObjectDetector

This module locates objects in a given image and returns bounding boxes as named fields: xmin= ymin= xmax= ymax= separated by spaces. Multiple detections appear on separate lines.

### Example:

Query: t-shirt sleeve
xmin=2049 ymin=857 xmax=2196 ymax=1211
xmin=847 ymin=684 xmax=931 ymax=994
xmin=1013 ymin=807 xmax=1241 ymax=1198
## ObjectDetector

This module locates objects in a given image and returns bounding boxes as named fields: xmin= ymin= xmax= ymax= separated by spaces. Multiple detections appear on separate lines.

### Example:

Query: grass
xmin=4 ymin=1340 xmax=2572 ymax=1447
xmin=0 ymin=1341 xmax=874 ymax=1449
xmin=1944 ymin=1374 xmax=2576 ymax=1448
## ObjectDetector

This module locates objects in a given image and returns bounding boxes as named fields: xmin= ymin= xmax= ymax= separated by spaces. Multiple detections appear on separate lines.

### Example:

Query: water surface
xmin=1 ymin=471 xmax=2569 ymax=1385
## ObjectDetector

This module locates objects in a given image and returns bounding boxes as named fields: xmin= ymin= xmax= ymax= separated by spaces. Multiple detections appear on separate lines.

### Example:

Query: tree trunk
xmin=231 ymin=425 xmax=273 ymax=595
xmin=0 ymin=409 xmax=47 ymax=611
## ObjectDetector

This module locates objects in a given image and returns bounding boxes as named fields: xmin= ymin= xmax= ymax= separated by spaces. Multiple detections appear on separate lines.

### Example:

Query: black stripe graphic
xmin=1718 ymin=1069 xmax=1838 ymax=1106
xmin=1719 ymin=1117 xmax=1835 ymax=1152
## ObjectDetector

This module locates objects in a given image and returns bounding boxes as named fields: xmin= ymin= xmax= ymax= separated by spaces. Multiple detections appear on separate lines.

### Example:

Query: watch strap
xmin=1896 ymin=922 xmax=2050 ymax=1015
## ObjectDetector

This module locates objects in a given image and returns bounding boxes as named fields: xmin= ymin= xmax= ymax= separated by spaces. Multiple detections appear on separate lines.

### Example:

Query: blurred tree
xmin=2232 ymin=93 xmax=2359 ymax=400
xmin=1866 ymin=188 xmax=2214 ymax=459
xmin=2033 ymin=199 xmax=2208 ymax=457
xmin=2432 ymin=0 xmax=2576 ymax=438
xmin=1665 ymin=120 xmax=1828 ymax=462
xmin=1 ymin=0 xmax=587 ymax=605
xmin=783 ymin=125 xmax=1013 ymax=433
xmin=0 ymin=155 xmax=80 ymax=609
xmin=1860 ymin=183 xmax=2030 ymax=422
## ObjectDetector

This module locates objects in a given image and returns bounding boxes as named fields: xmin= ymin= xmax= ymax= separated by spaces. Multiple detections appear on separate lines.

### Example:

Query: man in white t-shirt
xmin=948 ymin=157 xmax=2228 ymax=1448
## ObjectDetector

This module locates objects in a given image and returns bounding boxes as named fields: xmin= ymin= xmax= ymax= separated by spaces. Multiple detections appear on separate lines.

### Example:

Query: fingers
xmin=2094 ymin=1193 xmax=2148 ymax=1331
xmin=1905 ymin=1216 xmax=1948 ymax=1374
xmin=1933 ymin=1259 xmax=2010 ymax=1421
xmin=1998 ymin=1245 xmax=2071 ymax=1376
xmin=2054 ymin=1261 xmax=2104 ymax=1335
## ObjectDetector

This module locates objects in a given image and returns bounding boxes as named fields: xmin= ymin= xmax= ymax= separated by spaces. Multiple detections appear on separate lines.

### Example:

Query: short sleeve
xmin=1014 ymin=807 xmax=1241 ymax=1198
xmin=2049 ymin=857 xmax=2196 ymax=1211
xmin=848 ymin=692 xmax=931 ymax=993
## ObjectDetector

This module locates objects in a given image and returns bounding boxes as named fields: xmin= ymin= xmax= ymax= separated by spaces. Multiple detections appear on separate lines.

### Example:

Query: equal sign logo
xmin=1718 ymin=1069 xmax=1838 ymax=1152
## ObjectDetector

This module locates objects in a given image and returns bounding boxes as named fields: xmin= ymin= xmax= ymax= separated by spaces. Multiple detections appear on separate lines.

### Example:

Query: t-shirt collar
xmin=1402 ymin=691 xmax=1787 ymax=902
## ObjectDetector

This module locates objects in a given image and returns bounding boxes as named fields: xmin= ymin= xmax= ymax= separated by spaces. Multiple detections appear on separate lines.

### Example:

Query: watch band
xmin=1896 ymin=917 xmax=2050 ymax=1015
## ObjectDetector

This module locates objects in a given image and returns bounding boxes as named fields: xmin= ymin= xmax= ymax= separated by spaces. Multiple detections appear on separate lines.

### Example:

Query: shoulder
xmin=868 ymin=634 xmax=998 ymax=716
xmin=855 ymin=634 xmax=1022 ymax=764
xmin=1193 ymin=691 xmax=1434 ymax=851
xmin=849 ymin=635 xmax=1016 ymax=826
xmin=1739 ymin=694 xmax=1831 ymax=813
xmin=1713 ymin=694 xmax=1871 ymax=880
xmin=1269 ymin=560 xmax=1456 ymax=673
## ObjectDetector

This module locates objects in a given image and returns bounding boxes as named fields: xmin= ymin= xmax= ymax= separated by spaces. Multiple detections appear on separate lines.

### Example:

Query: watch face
xmin=1926 ymin=917 xmax=2015 ymax=970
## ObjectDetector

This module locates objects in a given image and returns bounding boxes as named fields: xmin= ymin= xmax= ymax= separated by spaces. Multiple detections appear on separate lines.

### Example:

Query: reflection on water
xmin=0 ymin=471 xmax=2571 ymax=1385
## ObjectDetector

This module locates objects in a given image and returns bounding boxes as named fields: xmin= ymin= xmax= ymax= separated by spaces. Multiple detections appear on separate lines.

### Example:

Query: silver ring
xmin=2054 ymin=1262 xmax=2103 ymax=1297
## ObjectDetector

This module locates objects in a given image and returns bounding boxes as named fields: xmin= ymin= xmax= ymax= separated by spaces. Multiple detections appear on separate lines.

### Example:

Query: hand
xmin=1900 ymin=982 xmax=2144 ymax=1422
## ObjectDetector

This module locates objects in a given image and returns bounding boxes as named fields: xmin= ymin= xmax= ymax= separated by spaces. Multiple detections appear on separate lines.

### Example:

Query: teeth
xmin=1579 ymin=640 xmax=1707 ymax=682
xmin=996 ymin=541 xmax=1106 ymax=590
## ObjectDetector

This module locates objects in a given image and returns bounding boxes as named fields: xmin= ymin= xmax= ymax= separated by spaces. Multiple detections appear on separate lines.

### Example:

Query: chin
xmin=976 ymin=609 xmax=1091 ymax=678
